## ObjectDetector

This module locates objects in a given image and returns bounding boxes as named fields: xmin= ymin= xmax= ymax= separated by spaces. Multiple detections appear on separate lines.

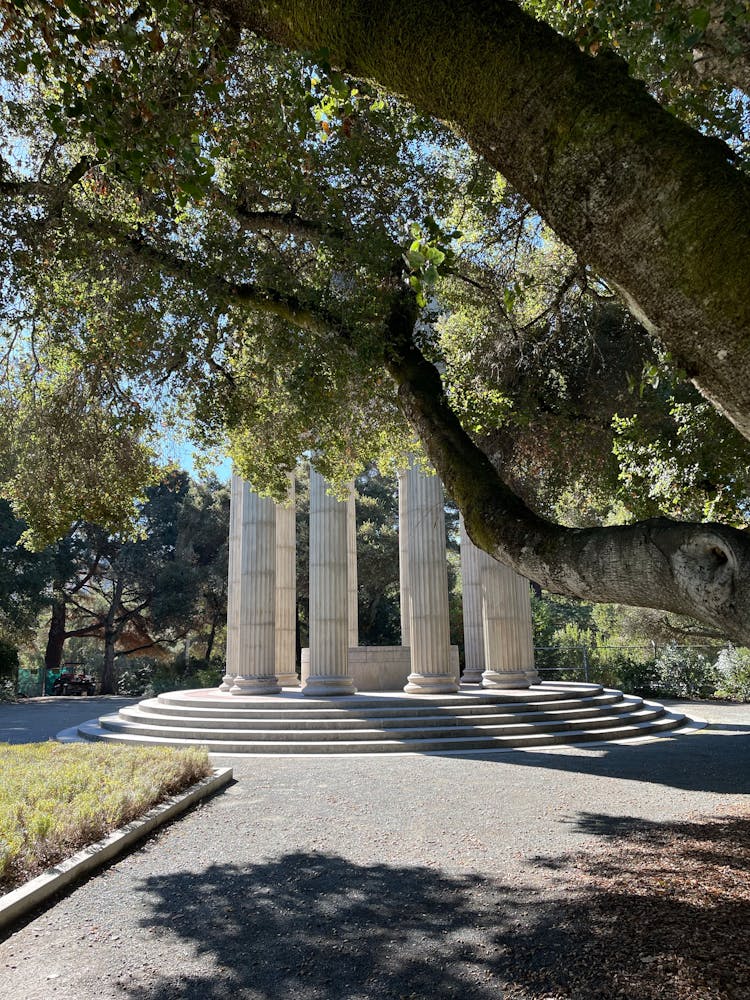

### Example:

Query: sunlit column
xmin=459 ymin=514 xmax=485 ymax=684
xmin=480 ymin=552 xmax=535 ymax=689
xmin=346 ymin=481 xmax=359 ymax=648
xmin=229 ymin=484 xmax=280 ymax=695
xmin=275 ymin=475 xmax=299 ymax=687
xmin=403 ymin=461 xmax=458 ymax=694
xmin=397 ymin=466 xmax=411 ymax=648
xmin=220 ymin=473 xmax=243 ymax=691
xmin=304 ymin=467 xmax=357 ymax=696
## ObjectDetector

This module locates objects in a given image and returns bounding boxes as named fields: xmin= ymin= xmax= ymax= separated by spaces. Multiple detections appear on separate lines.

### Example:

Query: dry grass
xmin=0 ymin=742 xmax=212 ymax=893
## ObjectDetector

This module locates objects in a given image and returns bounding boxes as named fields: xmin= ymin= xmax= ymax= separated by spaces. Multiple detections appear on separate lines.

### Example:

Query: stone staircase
xmin=74 ymin=682 xmax=691 ymax=755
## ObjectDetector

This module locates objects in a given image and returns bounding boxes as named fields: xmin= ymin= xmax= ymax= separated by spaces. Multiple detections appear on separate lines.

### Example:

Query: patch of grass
xmin=0 ymin=742 xmax=212 ymax=892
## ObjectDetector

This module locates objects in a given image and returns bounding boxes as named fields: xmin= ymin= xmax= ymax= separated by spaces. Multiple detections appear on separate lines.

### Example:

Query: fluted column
xmin=346 ymin=481 xmax=359 ymax=648
xmin=397 ymin=467 xmax=410 ymax=648
xmin=459 ymin=514 xmax=485 ymax=684
xmin=304 ymin=467 xmax=356 ymax=696
xmin=403 ymin=462 xmax=458 ymax=694
xmin=220 ymin=473 xmax=243 ymax=691
xmin=275 ymin=475 xmax=299 ymax=687
xmin=229 ymin=484 xmax=280 ymax=695
xmin=480 ymin=552 xmax=536 ymax=689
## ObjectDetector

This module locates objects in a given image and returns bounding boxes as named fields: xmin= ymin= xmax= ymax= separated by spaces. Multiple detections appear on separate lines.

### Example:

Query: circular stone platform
xmin=70 ymin=682 xmax=692 ymax=755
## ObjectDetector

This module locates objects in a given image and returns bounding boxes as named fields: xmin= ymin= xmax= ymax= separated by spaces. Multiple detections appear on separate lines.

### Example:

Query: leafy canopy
xmin=0 ymin=0 xmax=748 ymax=546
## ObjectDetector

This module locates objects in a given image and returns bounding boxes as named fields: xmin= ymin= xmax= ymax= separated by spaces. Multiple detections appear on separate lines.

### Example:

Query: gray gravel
xmin=0 ymin=698 xmax=748 ymax=999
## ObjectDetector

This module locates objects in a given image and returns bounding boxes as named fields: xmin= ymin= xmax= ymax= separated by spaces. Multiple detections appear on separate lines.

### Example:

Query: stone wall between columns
xmin=300 ymin=646 xmax=461 ymax=692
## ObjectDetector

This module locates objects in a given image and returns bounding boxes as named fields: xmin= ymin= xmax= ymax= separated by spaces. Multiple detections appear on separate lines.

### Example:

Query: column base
xmin=276 ymin=672 xmax=300 ymax=687
xmin=461 ymin=668 xmax=484 ymax=684
xmin=302 ymin=675 xmax=357 ymax=697
xmin=229 ymin=675 xmax=281 ymax=695
xmin=482 ymin=669 xmax=531 ymax=689
xmin=404 ymin=673 xmax=459 ymax=694
xmin=218 ymin=674 xmax=233 ymax=692
xmin=525 ymin=669 xmax=541 ymax=685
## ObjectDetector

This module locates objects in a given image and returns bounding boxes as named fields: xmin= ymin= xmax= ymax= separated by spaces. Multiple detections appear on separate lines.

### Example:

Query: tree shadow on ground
xmin=121 ymin=811 xmax=750 ymax=1000
xmin=439 ymin=723 xmax=750 ymax=795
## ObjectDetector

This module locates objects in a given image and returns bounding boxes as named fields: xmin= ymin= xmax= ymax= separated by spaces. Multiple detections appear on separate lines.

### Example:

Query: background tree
xmin=1 ymin=0 xmax=749 ymax=639
xmin=59 ymin=472 xmax=223 ymax=692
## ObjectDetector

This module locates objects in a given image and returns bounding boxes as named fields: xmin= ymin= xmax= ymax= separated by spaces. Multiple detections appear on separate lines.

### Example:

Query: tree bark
xmin=44 ymin=595 xmax=67 ymax=673
xmin=204 ymin=611 xmax=219 ymax=661
xmin=99 ymin=577 xmax=124 ymax=695
xmin=382 ymin=299 xmax=750 ymax=643
xmin=211 ymin=0 xmax=750 ymax=441
xmin=101 ymin=630 xmax=118 ymax=695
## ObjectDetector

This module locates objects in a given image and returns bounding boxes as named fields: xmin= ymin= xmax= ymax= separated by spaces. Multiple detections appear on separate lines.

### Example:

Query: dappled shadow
xmin=124 ymin=853 xmax=551 ymax=999
xmin=120 ymin=811 xmax=750 ymax=1000
xmin=438 ymin=723 xmax=750 ymax=794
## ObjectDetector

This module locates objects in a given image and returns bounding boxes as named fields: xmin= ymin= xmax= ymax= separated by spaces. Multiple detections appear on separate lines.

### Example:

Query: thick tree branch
xmin=68 ymin=208 xmax=345 ymax=336
xmin=381 ymin=290 xmax=750 ymax=643
xmin=209 ymin=0 xmax=750 ymax=441
xmin=210 ymin=189 xmax=347 ymax=242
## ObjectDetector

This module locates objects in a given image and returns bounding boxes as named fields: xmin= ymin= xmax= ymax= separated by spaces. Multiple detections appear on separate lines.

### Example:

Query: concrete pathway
xmin=0 ymin=698 xmax=748 ymax=999
xmin=0 ymin=696 xmax=138 ymax=744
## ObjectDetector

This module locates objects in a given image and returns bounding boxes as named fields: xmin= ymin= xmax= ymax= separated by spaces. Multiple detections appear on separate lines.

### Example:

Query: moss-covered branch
xmin=381 ymin=290 xmax=750 ymax=642
xmin=208 ymin=0 xmax=750 ymax=441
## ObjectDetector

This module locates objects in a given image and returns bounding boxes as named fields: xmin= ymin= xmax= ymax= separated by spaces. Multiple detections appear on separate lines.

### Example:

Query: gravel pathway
xmin=0 ymin=699 xmax=748 ymax=999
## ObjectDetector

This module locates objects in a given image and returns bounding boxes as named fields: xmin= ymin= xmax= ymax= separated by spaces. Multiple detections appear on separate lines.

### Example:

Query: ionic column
xmin=229 ymin=484 xmax=280 ymax=695
xmin=303 ymin=467 xmax=356 ymax=696
xmin=220 ymin=474 xmax=244 ymax=691
xmin=275 ymin=475 xmax=299 ymax=687
xmin=403 ymin=462 xmax=458 ymax=694
xmin=459 ymin=514 xmax=485 ymax=684
xmin=346 ymin=481 xmax=359 ymax=648
xmin=480 ymin=553 xmax=534 ymax=689
xmin=397 ymin=467 xmax=410 ymax=648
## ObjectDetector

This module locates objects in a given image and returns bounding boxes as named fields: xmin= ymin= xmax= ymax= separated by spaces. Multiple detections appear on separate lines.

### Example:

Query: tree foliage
xmin=1 ymin=1 xmax=750 ymax=638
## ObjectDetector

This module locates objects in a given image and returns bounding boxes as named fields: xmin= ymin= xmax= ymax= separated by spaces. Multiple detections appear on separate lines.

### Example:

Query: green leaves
xmin=402 ymin=219 xmax=459 ymax=307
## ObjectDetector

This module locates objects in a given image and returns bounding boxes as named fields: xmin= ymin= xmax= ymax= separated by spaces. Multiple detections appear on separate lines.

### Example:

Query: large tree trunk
xmin=100 ymin=631 xmax=117 ymax=695
xmin=204 ymin=613 xmax=219 ymax=661
xmin=44 ymin=596 xmax=66 ymax=673
xmin=382 ymin=302 xmax=750 ymax=643
xmin=215 ymin=0 xmax=750 ymax=441
xmin=99 ymin=577 xmax=124 ymax=695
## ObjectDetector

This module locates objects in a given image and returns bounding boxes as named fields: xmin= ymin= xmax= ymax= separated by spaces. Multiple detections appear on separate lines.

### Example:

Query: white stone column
xmin=275 ymin=475 xmax=299 ymax=687
xmin=480 ymin=552 xmax=535 ymax=689
xmin=403 ymin=462 xmax=458 ymax=694
xmin=397 ymin=467 xmax=410 ymax=648
xmin=229 ymin=484 xmax=280 ymax=695
xmin=346 ymin=481 xmax=359 ymax=648
xmin=459 ymin=514 xmax=485 ymax=684
xmin=220 ymin=473 xmax=243 ymax=691
xmin=304 ymin=468 xmax=356 ymax=696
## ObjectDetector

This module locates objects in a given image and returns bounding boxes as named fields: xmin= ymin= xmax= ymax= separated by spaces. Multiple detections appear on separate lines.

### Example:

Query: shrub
xmin=0 ymin=641 xmax=19 ymax=699
xmin=651 ymin=644 xmax=720 ymax=699
xmin=714 ymin=645 xmax=750 ymax=702
xmin=612 ymin=656 xmax=660 ymax=697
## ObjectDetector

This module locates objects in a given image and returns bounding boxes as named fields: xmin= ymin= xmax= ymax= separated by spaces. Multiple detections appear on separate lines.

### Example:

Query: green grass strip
xmin=0 ymin=742 xmax=212 ymax=892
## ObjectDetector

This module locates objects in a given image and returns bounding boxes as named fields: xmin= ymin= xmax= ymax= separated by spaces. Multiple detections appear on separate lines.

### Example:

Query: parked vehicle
xmin=52 ymin=665 xmax=96 ymax=696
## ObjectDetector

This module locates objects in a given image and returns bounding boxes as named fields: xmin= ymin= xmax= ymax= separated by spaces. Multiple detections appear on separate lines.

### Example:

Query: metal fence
xmin=533 ymin=643 xmax=721 ymax=683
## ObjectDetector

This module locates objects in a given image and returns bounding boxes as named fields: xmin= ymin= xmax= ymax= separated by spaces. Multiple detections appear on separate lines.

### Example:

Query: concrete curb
xmin=0 ymin=766 xmax=233 ymax=935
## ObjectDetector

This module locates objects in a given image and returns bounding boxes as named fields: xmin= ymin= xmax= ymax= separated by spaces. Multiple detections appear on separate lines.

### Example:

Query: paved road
xmin=0 ymin=698 xmax=748 ymax=999
xmin=0 ymin=696 xmax=138 ymax=744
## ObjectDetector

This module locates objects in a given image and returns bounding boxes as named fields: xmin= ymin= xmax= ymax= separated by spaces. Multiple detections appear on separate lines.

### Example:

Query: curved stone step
xmin=133 ymin=689 xmax=624 ymax=722
xmin=153 ymin=682 xmax=608 ymax=714
xmin=74 ymin=684 xmax=690 ymax=755
xmin=99 ymin=703 xmax=664 ymax=743
xmin=117 ymin=695 xmax=645 ymax=732
xmin=76 ymin=705 xmax=686 ymax=754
